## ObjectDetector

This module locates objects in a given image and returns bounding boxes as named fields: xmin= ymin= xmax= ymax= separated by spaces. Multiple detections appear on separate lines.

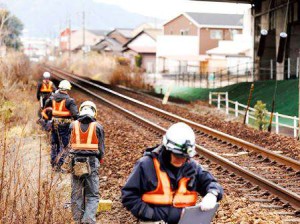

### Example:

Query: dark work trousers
xmin=40 ymin=93 xmax=51 ymax=109
xmin=51 ymin=123 xmax=70 ymax=167
xmin=71 ymin=157 xmax=100 ymax=224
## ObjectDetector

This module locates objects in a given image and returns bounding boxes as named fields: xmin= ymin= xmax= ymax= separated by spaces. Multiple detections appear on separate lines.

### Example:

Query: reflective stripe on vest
xmin=41 ymin=107 xmax=52 ymax=120
xmin=40 ymin=81 xmax=53 ymax=93
xmin=142 ymin=157 xmax=197 ymax=208
xmin=71 ymin=120 xmax=98 ymax=150
xmin=52 ymin=99 xmax=71 ymax=117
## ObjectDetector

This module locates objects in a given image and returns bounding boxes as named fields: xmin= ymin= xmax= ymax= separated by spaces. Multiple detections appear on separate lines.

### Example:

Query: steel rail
xmin=49 ymin=66 xmax=300 ymax=210
xmin=45 ymin=65 xmax=300 ymax=171
xmin=46 ymin=66 xmax=300 ymax=210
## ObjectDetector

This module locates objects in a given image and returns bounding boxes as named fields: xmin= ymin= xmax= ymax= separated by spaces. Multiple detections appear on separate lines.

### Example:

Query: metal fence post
xmin=246 ymin=110 xmax=249 ymax=124
xmin=235 ymin=101 xmax=238 ymax=117
xmin=225 ymin=92 xmax=229 ymax=115
xmin=209 ymin=92 xmax=212 ymax=105
xmin=275 ymin=112 xmax=279 ymax=134
xmin=217 ymin=93 xmax=221 ymax=109
xmin=227 ymin=68 xmax=230 ymax=86
xmin=206 ymin=72 xmax=209 ymax=88
xmin=270 ymin=59 xmax=273 ymax=79
xmin=294 ymin=116 xmax=297 ymax=138
xmin=288 ymin=58 xmax=291 ymax=79
xmin=297 ymin=57 xmax=299 ymax=78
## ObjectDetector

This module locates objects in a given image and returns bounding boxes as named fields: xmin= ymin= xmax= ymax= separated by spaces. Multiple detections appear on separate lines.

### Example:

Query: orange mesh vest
xmin=52 ymin=99 xmax=71 ymax=117
xmin=142 ymin=157 xmax=197 ymax=208
xmin=70 ymin=120 xmax=99 ymax=150
xmin=40 ymin=80 xmax=53 ymax=93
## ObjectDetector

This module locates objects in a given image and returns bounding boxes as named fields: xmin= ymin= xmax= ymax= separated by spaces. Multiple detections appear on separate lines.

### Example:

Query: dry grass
xmin=0 ymin=51 xmax=73 ymax=223
xmin=52 ymin=52 xmax=116 ymax=84
xmin=52 ymin=52 xmax=149 ymax=90
xmin=109 ymin=65 xmax=147 ymax=90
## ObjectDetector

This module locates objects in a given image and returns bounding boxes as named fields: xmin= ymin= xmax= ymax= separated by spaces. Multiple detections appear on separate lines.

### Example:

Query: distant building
xmin=60 ymin=28 xmax=108 ymax=52
xmin=21 ymin=37 xmax=54 ymax=62
xmin=156 ymin=12 xmax=245 ymax=74
xmin=193 ymin=0 xmax=300 ymax=80
xmin=93 ymin=28 xmax=133 ymax=55
xmin=123 ymin=28 xmax=162 ymax=73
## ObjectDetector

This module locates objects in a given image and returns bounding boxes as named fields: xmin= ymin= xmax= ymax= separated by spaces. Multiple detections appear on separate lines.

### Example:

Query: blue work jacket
xmin=121 ymin=145 xmax=223 ymax=224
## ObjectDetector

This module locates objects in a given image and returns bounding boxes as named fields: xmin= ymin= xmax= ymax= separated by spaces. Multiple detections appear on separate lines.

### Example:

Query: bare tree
xmin=0 ymin=9 xmax=10 ymax=46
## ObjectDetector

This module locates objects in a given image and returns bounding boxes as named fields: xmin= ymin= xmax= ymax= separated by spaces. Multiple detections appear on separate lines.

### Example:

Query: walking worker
xmin=36 ymin=71 xmax=57 ymax=108
xmin=69 ymin=101 xmax=105 ymax=224
xmin=45 ymin=79 xmax=78 ymax=169
xmin=121 ymin=122 xmax=223 ymax=224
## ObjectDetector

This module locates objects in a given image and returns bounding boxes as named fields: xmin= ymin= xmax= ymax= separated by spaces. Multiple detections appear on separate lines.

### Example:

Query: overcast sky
xmin=94 ymin=0 xmax=251 ymax=20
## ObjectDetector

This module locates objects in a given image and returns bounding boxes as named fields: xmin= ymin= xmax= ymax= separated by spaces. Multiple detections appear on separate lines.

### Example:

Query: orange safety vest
xmin=142 ymin=157 xmax=197 ymax=208
xmin=52 ymin=99 xmax=71 ymax=117
xmin=40 ymin=80 xmax=53 ymax=93
xmin=70 ymin=120 xmax=99 ymax=150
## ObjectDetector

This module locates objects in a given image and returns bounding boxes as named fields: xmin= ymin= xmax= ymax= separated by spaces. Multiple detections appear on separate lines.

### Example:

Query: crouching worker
xmin=121 ymin=122 xmax=223 ymax=224
xmin=69 ymin=101 xmax=105 ymax=224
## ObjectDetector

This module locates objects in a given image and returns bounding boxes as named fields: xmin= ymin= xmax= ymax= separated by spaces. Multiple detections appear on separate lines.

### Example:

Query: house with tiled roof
xmin=93 ymin=28 xmax=133 ymax=55
xmin=60 ymin=28 xmax=109 ymax=52
xmin=157 ymin=12 xmax=251 ymax=74
xmin=123 ymin=28 xmax=162 ymax=73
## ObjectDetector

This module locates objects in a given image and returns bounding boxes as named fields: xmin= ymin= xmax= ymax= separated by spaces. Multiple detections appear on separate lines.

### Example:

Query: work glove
xmin=199 ymin=193 xmax=217 ymax=211
xmin=182 ymin=162 xmax=196 ymax=187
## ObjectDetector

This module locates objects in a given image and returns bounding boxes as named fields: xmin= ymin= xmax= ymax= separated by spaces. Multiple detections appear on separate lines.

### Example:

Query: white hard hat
xmin=79 ymin=107 xmax=95 ymax=117
xmin=79 ymin=101 xmax=97 ymax=117
xmin=43 ymin=72 xmax=51 ymax=79
xmin=58 ymin=80 xmax=72 ymax=90
xmin=163 ymin=122 xmax=196 ymax=158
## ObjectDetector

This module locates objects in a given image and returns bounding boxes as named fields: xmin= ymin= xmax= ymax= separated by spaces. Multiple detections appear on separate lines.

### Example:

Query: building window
xmin=210 ymin=30 xmax=223 ymax=39
xmin=180 ymin=29 xmax=189 ymax=35
xmin=230 ymin=29 xmax=239 ymax=39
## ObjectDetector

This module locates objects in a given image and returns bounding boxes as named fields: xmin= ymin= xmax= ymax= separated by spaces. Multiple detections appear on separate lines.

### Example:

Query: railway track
xmin=45 ymin=65 xmax=300 ymax=221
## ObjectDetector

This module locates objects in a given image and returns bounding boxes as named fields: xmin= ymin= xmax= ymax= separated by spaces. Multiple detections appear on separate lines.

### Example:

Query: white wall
xmin=128 ymin=33 xmax=156 ymax=49
xmin=157 ymin=35 xmax=199 ymax=57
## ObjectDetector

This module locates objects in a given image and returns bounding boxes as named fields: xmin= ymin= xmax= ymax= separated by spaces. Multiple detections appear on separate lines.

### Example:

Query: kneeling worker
xmin=121 ymin=122 xmax=223 ymax=224
xmin=69 ymin=101 xmax=105 ymax=224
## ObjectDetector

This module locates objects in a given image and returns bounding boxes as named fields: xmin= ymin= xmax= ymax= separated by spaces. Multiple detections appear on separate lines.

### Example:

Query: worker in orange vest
xmin=45 ymin=79 xmax=78 ymax=169
xmin=36 ymin=72 xmax=57 ymax=109
xmin=122 ymin=122 xmax=223 ymax=224
xmin=68 ymin=101 xmax=105 ymax=224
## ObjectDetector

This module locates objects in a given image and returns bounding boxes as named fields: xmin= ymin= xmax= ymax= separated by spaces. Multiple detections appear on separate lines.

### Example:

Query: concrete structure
xmin=123 ymin=28 xmax=162 ymax=73
xmin=156 ymin=12 xmax=244 ymax=74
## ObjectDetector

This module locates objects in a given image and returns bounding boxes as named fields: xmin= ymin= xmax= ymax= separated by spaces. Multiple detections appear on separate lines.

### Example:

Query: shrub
xmin=134 ymin=54 xmax=142 ymax=68
xmin=116 ymin=56 xmax=130 ymax=66
xmin=254 ymin=100 xmax=269 ymax=131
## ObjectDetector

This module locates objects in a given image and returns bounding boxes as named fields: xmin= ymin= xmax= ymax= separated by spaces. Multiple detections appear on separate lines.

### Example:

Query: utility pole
xmin=82 ymin=11 xmax=85 ymax=58
xmin=243 ymin=83 xmax=254 ymax=124
xmin=298 ymin=50 xmax=300 ymax=140
xmin=68 ymin=18 xmax=71 ymax=67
